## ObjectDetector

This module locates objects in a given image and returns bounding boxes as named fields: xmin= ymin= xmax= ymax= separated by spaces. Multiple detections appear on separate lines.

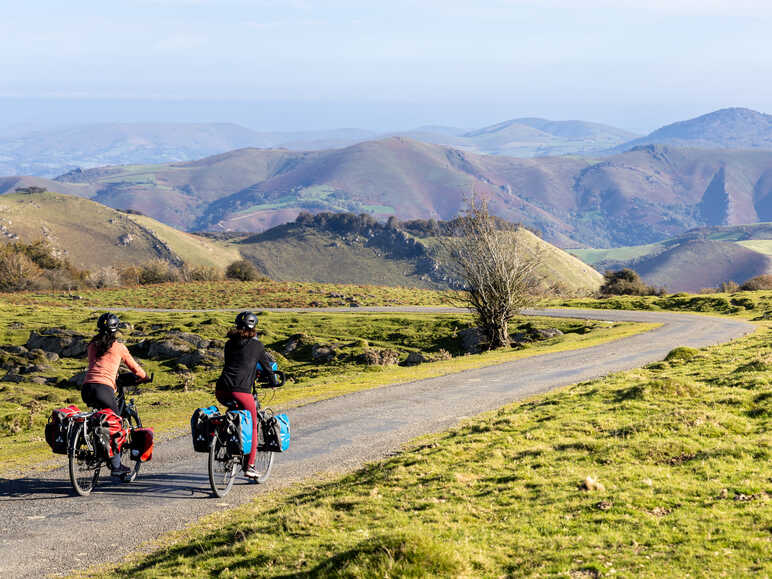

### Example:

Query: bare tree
xmin=445 ymin=196 xmax=543 ymax=349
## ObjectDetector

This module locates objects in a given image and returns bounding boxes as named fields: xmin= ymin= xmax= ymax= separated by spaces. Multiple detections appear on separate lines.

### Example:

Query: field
xmin=0 ymin=288 xmax=647 ymax=472
xmin=0 ymin=280 xmax=456 ymax=309
xmin=97 ymin=310 xmax=771 ymax=577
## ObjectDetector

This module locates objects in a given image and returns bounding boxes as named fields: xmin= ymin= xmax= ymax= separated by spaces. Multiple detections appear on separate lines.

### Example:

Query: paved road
xmin=0 ymin=309 xmax=753 ymax=578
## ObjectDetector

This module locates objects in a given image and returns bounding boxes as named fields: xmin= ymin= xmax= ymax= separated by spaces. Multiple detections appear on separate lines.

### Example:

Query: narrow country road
xmin=0 ymin=308 xmax=754 ymax=578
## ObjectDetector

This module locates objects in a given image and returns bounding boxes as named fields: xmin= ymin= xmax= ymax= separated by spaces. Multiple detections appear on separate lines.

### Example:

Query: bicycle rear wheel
xmin=68 ymin=424 xmax=100 ymax=496
xmin=209 ymin=434 xmax=238 ymax=497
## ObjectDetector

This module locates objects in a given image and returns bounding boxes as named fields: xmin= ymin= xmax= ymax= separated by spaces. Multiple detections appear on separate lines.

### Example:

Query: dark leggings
xmin=81 ymin=382 xmax=119 ymax=413
xmin=215 ymin=389 xmax=258 ymax=468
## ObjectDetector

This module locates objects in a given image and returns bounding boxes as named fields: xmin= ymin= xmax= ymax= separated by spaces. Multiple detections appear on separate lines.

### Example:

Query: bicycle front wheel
xmin=68 ymin=424 xmax=100 ymax=496
xmin=208 ymin=434 xmax=238 ymax=497
xmin=122 ymin=412 xmax=142 ymax=483
xmin=252 ymin=422 xmax=274 ymax=484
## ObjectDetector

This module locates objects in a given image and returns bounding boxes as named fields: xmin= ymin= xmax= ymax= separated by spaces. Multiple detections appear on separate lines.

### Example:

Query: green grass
xmin=737 ymin=239 xmax=772 ymax=257
xmin=568 ymin=243 xmax=663 ymax=267
xmin=0 ymin=302 xmax=648 ymax=473
xmin=0 ymin=280 xmax=456 ymax=309
xmin=555 ymin=290 xmax=772 ymax=319
xmin=97 ymin=322 xmax=772 ymax=578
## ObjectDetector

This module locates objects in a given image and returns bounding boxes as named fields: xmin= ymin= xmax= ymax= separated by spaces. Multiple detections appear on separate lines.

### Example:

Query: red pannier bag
xmin=44 ymin=404 xmax=81 ymax=454
xmin=129 ymin=427 xmax=154 ymax=462
xmin=88 ymin=409 xmax=127 ymax=458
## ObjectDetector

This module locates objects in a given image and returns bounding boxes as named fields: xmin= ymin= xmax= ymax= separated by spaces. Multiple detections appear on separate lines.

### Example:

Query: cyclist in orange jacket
xmin=81 ymin=312 xmax=148 ymax=476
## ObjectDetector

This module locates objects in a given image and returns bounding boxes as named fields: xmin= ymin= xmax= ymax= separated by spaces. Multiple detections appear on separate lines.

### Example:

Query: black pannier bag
xmin=190 ymin=405 xmax=219 ymax=453
xmin=44 ymin=404 xmax=81 ymax=454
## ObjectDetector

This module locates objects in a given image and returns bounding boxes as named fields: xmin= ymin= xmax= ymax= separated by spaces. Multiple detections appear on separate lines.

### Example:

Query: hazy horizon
xmin=3 ymin=1 xmax=771 ymax=135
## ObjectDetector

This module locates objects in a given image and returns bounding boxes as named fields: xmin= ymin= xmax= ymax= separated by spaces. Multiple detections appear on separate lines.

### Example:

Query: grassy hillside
xmin=237 ymin=217 xmax=603 ymax=294
xmin=125 ymin=214 xmax=240 ymax=269
xmin=0 ymin=190 xmax=240 ymax=270
xmin=97 ymin=310 xmax=771 ymax=578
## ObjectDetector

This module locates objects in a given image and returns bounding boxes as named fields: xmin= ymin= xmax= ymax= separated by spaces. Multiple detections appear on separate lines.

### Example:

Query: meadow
xmin=0 ymin=282 xmax=646 ymax=473
xmin=98 ymin=316 xmax=771 ymax=578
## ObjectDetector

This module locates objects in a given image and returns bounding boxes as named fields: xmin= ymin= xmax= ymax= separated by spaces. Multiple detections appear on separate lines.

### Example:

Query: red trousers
xmin=215 ymin=389 xmax=258 ymax=467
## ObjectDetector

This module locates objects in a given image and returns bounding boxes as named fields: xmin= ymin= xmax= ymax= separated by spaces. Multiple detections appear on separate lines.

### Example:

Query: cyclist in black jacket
xmin=215 ymin=311 xmax=277 ymax=478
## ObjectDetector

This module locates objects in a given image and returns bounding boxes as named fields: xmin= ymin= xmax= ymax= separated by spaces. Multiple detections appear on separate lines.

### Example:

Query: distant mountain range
xmin=4 ymin=136 xmax=772 ymax=248
xmin=0 ymin=117 xmax=637 ymax=177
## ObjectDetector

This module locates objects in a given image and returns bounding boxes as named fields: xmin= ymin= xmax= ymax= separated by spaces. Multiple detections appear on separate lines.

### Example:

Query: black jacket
xmin=216 ymin=337 xmax=276 ymax=394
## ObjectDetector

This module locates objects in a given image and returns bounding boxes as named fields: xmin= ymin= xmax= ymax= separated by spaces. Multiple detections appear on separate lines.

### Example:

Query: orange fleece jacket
xmin=85 ymin=341 xmax=147 ymax=391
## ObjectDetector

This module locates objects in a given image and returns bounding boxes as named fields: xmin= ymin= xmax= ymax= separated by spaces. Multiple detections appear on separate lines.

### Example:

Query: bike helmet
xmin=235 ymin=311 xmax=258 ymax=330
xmin=97 ymin=312 xmax=120 ymax=334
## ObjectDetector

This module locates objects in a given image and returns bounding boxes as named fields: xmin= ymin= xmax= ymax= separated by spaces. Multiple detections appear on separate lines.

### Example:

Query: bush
xmin=181 ymin=264 xmax=223 ymax=282
xmin=0 ymin=249 xmax=42 ymax=291
xmin=226 ymin=259 xmax=260 ymax=281
xmin=139 ymin=259 xmax=181 ymax=284
xmin=740 ymin=274 xmax=772 ymax=291
xmin=600 ymin=269 xmax=664 ymax=296
xmin=665 ymin=346 xmax=699 ymax=363
xmin=719 ymin=280 xmax=740 ymax=293
xmin=88 ymin=266 xmax=121 ymax=288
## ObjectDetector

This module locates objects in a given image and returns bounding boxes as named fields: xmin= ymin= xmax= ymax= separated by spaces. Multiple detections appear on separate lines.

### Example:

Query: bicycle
xmin=67 ymin=373 xmax=152 ymax=496
xmin=207 ymin=370 xmax=285 ymax=498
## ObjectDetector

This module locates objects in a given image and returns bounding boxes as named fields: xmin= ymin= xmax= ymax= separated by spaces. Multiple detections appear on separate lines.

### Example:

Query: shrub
xmin=88 ymin=266 xmax=121 ymax=288
xmin=121 ymin=259 xmax=180 ymax=285
xmin=182 ymin=264 xmax=223 ymax=282
xmin=719 ymin=280 xmax=740 ymax=293
xmin=740 ymin=274 xmax=772 ymax=291
xmin=0 ymin=249 xmax=42 ymax=291
xmin=226 ymin=259 xmax=260 ymax=281
xmin=600 ymin=269 xmax=664 ymax=296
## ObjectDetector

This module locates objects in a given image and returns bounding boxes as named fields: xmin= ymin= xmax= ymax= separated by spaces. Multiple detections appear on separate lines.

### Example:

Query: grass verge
xmin=97 ymin=324 xmax=771 ymax=578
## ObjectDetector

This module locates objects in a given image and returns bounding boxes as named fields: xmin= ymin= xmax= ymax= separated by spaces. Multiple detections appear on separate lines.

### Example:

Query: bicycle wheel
xmin=122 ymin=413 xmax=142 ymax=483
xmin=252 ymin=421 xmax=274 ymax=484
xmin=209 ymin=433 xmax=238 ymax=497
xmin=68 ymin=424 xmax=100 ymax=496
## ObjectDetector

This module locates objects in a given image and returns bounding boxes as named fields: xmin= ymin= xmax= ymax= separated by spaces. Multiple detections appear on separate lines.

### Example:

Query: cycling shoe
xmin=111 ymin=464 xmax=131 ymax=477
xmin=244 ymin=466 xmax=260 ymax=479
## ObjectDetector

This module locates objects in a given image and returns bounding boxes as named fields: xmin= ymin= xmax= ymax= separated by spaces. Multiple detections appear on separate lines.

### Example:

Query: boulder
xmin=25 ymin=328 xmax=88 ymax=357
xmin=1 ymin=372 xmax=24 ymax=383
xmin=67 ymin=371 xmax=87 ymax=387
xmin=357 ymin=349 xmax=400 ymax=366
xmin=311 ymin=344 xmax=336 ymax=363
xmin=146 ymin=338 xmax=194 ymax=359
xmin=402 ymin=351 xmax=427 ymax=366
xmin=177 ymin=348 xmax=222 ymax=369
xmin=535 ymin=328 xmax=563 ymax=340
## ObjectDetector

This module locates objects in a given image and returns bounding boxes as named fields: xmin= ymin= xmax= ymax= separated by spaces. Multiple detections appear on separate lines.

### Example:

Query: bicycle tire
xmin=252 ymin=421 xmax=274 ymax=484
xmin=122 ymin=412 xmax=143 ymax=483
xmin=209 ymin=433 xmax=237 ymax=497
xmin=68 ymin=424 xmax=100 ymax=496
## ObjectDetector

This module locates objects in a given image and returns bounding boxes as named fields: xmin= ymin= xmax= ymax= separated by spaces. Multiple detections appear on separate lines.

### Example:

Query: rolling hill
xmin=237 ymin=213 xmax=603 ymax=294
xmin=615 ymin=108 xmax=772 ymax=152
xmin=570 ymin=223 xmax=772 ymax=292
xmin=0 ymin=189 xmax=239 ymax=270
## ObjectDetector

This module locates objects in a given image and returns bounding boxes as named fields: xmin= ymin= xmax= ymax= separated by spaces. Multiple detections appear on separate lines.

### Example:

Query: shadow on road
xmin=0 ymin=472 xmax=214 ymax=501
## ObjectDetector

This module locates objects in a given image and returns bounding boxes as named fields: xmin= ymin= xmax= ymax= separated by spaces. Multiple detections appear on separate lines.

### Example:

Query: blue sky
xmin=2 ymin=0 xmax=770 ymax=132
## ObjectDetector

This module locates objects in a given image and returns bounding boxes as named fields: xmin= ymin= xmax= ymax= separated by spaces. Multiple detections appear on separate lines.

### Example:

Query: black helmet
xmin=97 ymin=312 xmax=120 ymax=334
xmin=235 ymin=311 xmax=257 ymax=330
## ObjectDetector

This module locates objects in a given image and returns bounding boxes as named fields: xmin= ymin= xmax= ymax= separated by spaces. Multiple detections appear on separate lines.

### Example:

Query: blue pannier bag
xmin=260 ymin=413 xmax=290 ymax=452
xmin=226 ymin=409 xmax=253 ymax=455
xmin=190 ymin=405 xmax=219 ymax=453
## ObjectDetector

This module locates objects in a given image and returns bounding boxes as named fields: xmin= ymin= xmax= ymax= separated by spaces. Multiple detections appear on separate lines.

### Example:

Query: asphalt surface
xmin=0 ymin=308 xmax=754 ymax=578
